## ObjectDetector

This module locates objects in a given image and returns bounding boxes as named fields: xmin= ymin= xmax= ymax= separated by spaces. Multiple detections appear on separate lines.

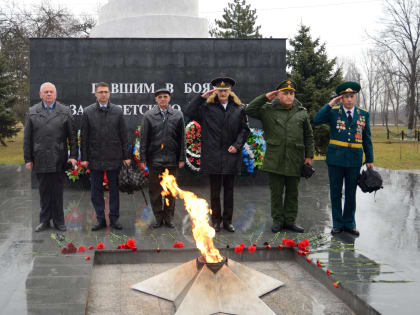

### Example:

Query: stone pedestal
xmin=90 ymin=0 xmax=209 ymax=38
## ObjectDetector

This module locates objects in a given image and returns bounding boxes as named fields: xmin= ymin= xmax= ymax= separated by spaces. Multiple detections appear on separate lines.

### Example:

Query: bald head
xmin=39 ymin=82 xmax=57 ymax=106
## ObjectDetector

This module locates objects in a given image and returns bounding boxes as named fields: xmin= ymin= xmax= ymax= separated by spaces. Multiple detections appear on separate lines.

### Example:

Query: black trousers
xmin=90 ymin=169 xmax=120 ymax=224
xmin=209 ymin=174 xmax=235 ymax=225
xmin=36 ymin=172 xmax=64 ymax=226
xmin=148 ymin=167 xmax=177 ymax=224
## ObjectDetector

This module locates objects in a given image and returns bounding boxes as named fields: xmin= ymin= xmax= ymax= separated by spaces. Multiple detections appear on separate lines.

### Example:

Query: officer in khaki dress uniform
xmin=314 ymin=82 xmax=374 ymax=236
xmin=246 ymin=80 xmax=314 ymax=233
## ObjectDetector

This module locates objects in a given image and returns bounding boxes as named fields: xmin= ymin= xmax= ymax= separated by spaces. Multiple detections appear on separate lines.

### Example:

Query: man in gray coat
xmin=24 ymin=82 xmax=77 ymax=232
xmin=140 ymin=88 xmax=186 ymax=228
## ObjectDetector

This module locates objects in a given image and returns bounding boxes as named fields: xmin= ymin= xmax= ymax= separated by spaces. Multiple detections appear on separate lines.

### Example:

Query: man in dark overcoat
xmin=140 ymin=88 xmax=186 ymax=228
xmin=24 ymin=82 xmax=77 ymax=232
xmin=81 ymin=82 xmax=130 ymax=231
xmin=185 ymin=77 xmax=250 ymax=232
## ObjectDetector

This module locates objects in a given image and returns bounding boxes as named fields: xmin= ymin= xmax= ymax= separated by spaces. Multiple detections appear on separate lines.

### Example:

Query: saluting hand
xmin=328 ymin=95 xmax=343 ymax=107
xmin=201 ymin=89 xmax=216 ymax=99
xmin=265 ymin=90 xmax=280 ymax=101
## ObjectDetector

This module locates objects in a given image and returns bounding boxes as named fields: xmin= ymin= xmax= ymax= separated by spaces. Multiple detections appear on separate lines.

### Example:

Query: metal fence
xmin=387 ymin=129 xmax=420 ymax=141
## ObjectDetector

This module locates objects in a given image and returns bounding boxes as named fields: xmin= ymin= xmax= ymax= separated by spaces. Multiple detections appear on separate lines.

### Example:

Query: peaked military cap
xmin=155 ymin=88 xmax=171 ymax=96
xmin=336 ymin=81 xmax=361 ymax=95
xmin=211 ymin=77 xmax=235 ymax=90
xmin=276 ymin=79 xmax=296 ymax=91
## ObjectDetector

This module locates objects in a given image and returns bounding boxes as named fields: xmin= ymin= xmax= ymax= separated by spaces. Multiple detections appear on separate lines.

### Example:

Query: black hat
xmin=276 ymin=79 xmax=296 ymax=91
xmin=155 ymin=88 xmax=171 ymax=97
xmin=336 ymin=82 xmax=361 ymax=96
xmin=211 ymin=77 xmax=235 ymax=90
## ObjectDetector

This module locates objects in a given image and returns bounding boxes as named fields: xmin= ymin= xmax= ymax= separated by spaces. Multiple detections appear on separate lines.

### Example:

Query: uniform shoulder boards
xmin=332 ymin=105 xmax=340 ymax=110
xmin=359 ymin=107 xmax=369 ymax=112
xmin=299 ymin=106 xmax=307 ymax=111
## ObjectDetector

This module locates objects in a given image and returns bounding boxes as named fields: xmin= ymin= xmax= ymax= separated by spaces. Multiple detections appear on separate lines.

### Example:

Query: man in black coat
xmin=24 ymin=82 xmax=78 ymax=232
xmin=81 ymin=82 xmax=130 ymax=231
xmin=184 ymin=77 xmax=250 ymax=232
xmin=140 ymin=88 xmax=186 ymax=228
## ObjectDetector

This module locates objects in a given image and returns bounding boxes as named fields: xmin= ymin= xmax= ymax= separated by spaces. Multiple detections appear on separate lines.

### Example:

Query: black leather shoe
xmin=152 ymin=222 xmax=163 ymax=229
xmin=344 ymin=228 xmax=360 ymax=236
xmin=331 ymin=228 xmax=343 ymax=235
xmin=284 ymin=224 xmax=305 ymax=233
xmin=223 ymin=223 xmax=235 ymax=233
xmin=165 ymin=221 xmax=175 ymax=228
xmin=213 ymin=222 xmax=221 ymax=232
xmin=110 ymin=221 xmax=123 ymax=230
xmin=35 ymin=222 xmax=50 ymax=232
xmin=91 ymin=222 xmax=107 ymax=231
xmin=54 ymin=224 xmax=67 ymax=232
xmin=271 ymin=222 xmax=283 ymax=233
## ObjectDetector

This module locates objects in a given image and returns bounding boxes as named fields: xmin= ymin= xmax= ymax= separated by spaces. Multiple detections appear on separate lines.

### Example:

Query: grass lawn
xmin=1 ymin=126 xmax=419 ymax=169
xmin=0 ymin=128 xmax=24 ymax=164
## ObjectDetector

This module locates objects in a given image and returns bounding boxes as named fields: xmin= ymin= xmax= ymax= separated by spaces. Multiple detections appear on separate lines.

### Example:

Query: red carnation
xmin=265 ymin=244 xmax=272 ymax=249
xmin=277 ymin=245 xmax=284 ymax=250
xmin=234 ymin=243 xmax=245 ymax=253
xmin=298 ymin=240 xmax=309 ymax=250
xmin=96 ymin=242 xmax=105 ymax=250
xmin=125 ymin=239 xmax=136 ymax=249
xmin=71 ymin=169 xmax=78 ymax=175
xmin=78 ymin=246 xmax=86 ymax=253
xmin=332 ymin=281 xmax=340 ymax=288
xmin=61 ymin=247 xmax=68 ymax=254
xmin=327 ymin=269 xmax=333 ymax=276
xmin=84 ymin=256 xmax=91 ymax=261
xmin=282 ymin=238 xmax=296 ymax=247
xmin=88 ymin=245 xmax=94 ymax=250
xmin=156 ymin=248 xmax=161 ymax=253
xmin=306 ymin=258 xmax=312 ymax=263
xmin=173 ymin=242 xmax=185 ymax=248
xmin=247 ymin=244 xmax=257 ymax=253
xmin=317 ymin=259 xmax=323 ymax=268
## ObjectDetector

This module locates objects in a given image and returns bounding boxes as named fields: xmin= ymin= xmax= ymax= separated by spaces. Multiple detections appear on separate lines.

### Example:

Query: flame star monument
xmin=132 ymin=170 xmax=284 ymax=315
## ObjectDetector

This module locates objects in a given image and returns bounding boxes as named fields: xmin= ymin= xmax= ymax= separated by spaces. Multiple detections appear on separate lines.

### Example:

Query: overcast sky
xmin=2 ymin=0 xmax=386 ymax=61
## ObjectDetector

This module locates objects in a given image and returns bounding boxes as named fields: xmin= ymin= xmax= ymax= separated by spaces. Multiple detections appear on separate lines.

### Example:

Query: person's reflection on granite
xmin=328 ymin=234 xmax=380 ymax=297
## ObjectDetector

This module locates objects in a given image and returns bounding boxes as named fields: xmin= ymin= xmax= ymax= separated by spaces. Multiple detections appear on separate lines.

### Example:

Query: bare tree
xmin=0 ymin=1 xmax=96 ymax=122
xmin=361 ymin=49 xmax=383 ymax=126
xmin=369 ymin=0 xmax=420 ymax=135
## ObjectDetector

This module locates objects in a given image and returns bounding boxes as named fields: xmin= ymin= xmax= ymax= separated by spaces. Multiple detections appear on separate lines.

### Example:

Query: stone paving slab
xmin=87 ymin=260 xmax=355 ymax=315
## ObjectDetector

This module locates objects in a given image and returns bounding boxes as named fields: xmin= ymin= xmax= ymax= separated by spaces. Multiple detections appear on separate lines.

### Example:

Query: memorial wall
xmin=29 ymin=38 xmax=286 ymax=133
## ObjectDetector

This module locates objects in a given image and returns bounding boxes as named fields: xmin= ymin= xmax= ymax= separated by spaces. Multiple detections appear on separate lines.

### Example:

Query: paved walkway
xmin=0 ymin=162 xmax=419 ymax=314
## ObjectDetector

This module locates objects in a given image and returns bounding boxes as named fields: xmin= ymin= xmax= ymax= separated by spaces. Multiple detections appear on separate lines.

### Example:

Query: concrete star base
xmin=132 ymin=258 xmax=284 ymax=315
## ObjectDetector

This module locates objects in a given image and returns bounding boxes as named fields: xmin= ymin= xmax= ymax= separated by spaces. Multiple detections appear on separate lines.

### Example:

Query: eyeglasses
xmin=96 ymin=91 xmax=110 ymax=94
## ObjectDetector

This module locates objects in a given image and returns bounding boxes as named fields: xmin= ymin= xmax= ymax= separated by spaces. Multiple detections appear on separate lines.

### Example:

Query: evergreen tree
xmin=0 ymin=52 xmax=19 ymax=146
xmin=287 ymin=25 xmax=342 ymax=154
xmin=210 ymin=0 xmax=262 ymax=38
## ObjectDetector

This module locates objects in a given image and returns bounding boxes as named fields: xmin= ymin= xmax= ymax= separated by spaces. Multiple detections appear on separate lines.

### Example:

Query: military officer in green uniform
xmin=314 ymin=82 xmax=374 ymax=236
xmin=246 ymin=80 xmax=314 ymax=233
